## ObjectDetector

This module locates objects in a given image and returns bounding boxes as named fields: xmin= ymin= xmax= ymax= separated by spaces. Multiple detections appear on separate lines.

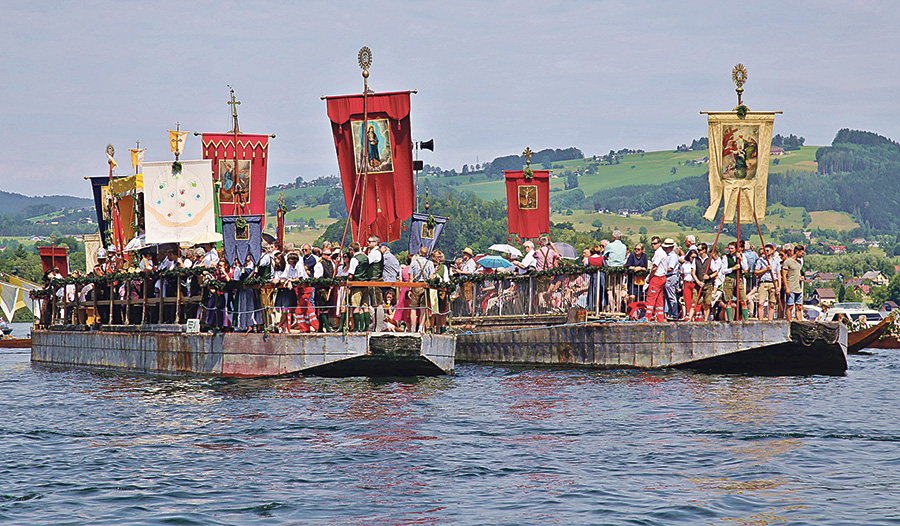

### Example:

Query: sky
xmin=2 ymin=0 xmax=899 ymax=198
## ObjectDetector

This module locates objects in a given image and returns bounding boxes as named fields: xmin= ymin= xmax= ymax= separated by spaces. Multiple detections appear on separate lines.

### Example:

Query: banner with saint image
xmin=703 ymin=112 xmax=776 ymax=222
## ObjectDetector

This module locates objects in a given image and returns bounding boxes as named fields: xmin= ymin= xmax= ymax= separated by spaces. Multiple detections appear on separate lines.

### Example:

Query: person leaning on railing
xmin=429 ymin=250 xmax=451 ymax=333
xmin=408 ymin=246 xmax=434 ymax=333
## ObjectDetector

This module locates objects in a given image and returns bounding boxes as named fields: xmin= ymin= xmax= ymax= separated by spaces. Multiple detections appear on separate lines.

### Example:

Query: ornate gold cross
xmin=523 ymin=146 xmax=534 ymax=167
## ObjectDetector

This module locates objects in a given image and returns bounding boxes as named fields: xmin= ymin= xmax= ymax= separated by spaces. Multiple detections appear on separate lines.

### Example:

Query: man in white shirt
xmin=514 ymin=241 xmax=536 ymax=275
xmin=201 ymin=244 xmax=220 ymax=268
xmin=645 ymin=237 xmax=673 ymax=322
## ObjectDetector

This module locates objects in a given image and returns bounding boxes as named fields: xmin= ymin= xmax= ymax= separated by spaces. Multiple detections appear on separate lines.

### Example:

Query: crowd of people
xmin=43 ymin=228 xmax=809 ymax=331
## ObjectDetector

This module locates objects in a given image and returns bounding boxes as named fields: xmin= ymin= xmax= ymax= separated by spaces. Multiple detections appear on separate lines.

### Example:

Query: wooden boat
xmin=865 ymin=335 xmax=900 ymax=349
xmin=0 ymin=336 xmax=32 ymax=348
xmin=847 ymin=313 xmax=894 ymax=354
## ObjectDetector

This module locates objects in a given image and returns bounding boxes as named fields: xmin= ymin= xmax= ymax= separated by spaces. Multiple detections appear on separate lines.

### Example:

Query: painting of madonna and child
xmin=721 ymin=124 xmax=760 ymax=180
xmin=351 ymin=118 xmax=394 ymax=174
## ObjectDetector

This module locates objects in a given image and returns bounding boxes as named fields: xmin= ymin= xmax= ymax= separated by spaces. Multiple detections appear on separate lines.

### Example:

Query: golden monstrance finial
xmin=732 ymin=63 xmax=748 ymax=106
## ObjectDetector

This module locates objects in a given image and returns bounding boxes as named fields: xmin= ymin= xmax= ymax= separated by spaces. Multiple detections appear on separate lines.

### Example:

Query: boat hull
xmin=456 ymin=318 xmax=847 ymax=376
xmin=31 ymin=328 xmax=455 ymax=377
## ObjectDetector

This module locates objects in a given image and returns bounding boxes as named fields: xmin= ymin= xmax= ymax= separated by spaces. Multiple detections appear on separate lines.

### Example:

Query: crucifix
xmin=228 ymin=86 xmax=241 ymax=133
xmin=523 ymin=146 xmax=534 ymax=167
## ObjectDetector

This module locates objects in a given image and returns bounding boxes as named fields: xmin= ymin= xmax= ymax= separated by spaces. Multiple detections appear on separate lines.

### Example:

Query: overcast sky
xmin=3 ymin=0 xmax=899 ymax=198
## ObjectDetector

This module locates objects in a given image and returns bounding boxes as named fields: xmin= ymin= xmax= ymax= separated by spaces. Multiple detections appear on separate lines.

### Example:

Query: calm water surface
xmin=2 ymin=322 xmax=899 ymax=525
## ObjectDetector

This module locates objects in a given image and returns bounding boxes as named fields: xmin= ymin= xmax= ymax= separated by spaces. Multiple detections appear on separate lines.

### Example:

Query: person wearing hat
xmin=458 ymin=247 xmax=477 ymax=315
xmin=309 ymin=248 xmax=335 ymax=332
xmin=645 ymin=237 xmax=674 ymax=322
xmin=664 ymin=238 xmax=681 ymax=320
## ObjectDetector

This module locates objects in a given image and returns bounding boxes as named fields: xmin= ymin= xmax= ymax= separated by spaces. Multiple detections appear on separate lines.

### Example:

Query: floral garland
xmin=734 ymin=104 xmax=749 ymax=118
xmin=448 ymin=263 xmax=647 ymax=286
xmin=523 ymin=166 xmax=534 ymax=180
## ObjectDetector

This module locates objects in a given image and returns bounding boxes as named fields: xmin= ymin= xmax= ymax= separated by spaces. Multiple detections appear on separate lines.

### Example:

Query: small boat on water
xmin=867 ymin=335 xmax=900 ymax=349
xmin=0 ymin=336 xmax=32 ymax=349
xmin=847 ymin=312 xmax=896 ymax=354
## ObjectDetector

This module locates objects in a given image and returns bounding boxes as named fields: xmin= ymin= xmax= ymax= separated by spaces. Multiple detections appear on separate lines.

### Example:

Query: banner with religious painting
xmin=325 ymin=91 xmax=415 ymax=243
xmin=408 ymin=212 xmax=448 ymax=255
xmin=504 ymin=170 xmax=550 ymax=239
xmin=703 ymin=112 xmax=776 ymax=222
xmin=200 ymin=133 xmax=271 ymax=224
xmin=221 ymin=215 xmax=262 ymax=265
xmin=143 ymin=160 xmax=215 ymax=244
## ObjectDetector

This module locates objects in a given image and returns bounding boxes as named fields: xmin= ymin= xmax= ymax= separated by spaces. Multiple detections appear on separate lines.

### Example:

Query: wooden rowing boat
xmin=0 ymin=337 xmax=31 ymax=349
xmin=866 ymin=335 xmax=900 ymax=349
xmin=847 ymin=313 xmax=894 ymax=354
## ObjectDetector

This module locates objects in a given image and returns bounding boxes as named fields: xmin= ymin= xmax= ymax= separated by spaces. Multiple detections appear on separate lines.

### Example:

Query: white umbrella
xmin=124 ymin=234 xmax=150 ymax=252
xmin=488 ymin=243 xmax=523 ymax=258
xmin=190 ymin=231 xmax=224 ymax=245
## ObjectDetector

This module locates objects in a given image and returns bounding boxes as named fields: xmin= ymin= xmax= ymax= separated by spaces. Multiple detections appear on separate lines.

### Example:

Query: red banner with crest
xmin=200 ymin=133 xmax=271 ymax=226
xmin=505 ymin=170 xmax=551 ymax=239
xmin=326 ymin=91 xmax=414 ymax=243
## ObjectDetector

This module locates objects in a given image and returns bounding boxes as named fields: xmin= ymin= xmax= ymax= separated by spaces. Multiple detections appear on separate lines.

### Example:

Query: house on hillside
xmin=770 ymin=147 xmax=786 ymax=156
xmin=829 ymin=245 xmax=847 ymax=254
xmin=851 ymin=238 xmax=867 ymax=245
xmin=813 ymin=272 xmax=841 ymax=282
xmin=861 ymin=270 xmax=888 ymax=286
xmin=809 ymin=288 xmax=837 ymax=306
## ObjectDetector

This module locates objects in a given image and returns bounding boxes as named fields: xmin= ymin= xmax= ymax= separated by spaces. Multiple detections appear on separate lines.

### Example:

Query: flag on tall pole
xmin=200 ymin=89 xmax=274 ymax=227
xmin=505 ymin=147 xmax=551 ymax=239
xmin=702 ymin=64 xmax=780 ymax=223
xmin=325 ymin=47 xmax=415 ymax=243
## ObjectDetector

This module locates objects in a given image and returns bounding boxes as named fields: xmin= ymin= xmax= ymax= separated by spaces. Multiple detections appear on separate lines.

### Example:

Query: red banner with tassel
xmin=505 ymin=170 xmax=550 ymax=239
xmin=200 ymin=133 xmax=271 ymax=226
xmin=325 ymin=91 xmax=414 ymax=243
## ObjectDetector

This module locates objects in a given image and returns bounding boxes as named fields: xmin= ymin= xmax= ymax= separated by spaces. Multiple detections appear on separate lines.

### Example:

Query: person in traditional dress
xmin=233 ymin=254 xmax=262 ymax=331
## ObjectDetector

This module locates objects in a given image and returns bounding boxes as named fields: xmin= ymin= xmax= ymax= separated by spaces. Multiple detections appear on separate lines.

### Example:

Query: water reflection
xmin=682 ymin=374 xmax=810 ymax=525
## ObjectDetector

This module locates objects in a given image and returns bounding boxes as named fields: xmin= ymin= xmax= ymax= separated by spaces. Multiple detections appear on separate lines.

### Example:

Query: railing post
xmin=528 ymin=277 xmax=533 ymax=315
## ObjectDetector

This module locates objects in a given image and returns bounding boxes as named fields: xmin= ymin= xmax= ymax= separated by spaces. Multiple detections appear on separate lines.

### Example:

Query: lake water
xmin=2 ymin=322 xmax=899 ymax=525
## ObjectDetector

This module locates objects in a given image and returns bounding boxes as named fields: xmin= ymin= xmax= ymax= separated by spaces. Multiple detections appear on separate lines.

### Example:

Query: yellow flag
xmin=169 ymin=130 xmax=189 ymax=154
xmin=130 ymin=148 xmax=146 ymax=169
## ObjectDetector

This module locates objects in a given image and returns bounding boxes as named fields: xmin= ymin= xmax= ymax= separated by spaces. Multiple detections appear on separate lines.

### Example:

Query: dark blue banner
xmin=408 ymin=213 xmax=448 ymax=255
xmin=222 ymin=215 xmax=263 ymax=265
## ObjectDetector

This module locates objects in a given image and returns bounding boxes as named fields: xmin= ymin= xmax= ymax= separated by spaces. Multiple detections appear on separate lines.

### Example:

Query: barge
xmin=32 ymin=326 xmax=455 ymax=377
xmin=455 ymin=315 xmax=847 ymax=376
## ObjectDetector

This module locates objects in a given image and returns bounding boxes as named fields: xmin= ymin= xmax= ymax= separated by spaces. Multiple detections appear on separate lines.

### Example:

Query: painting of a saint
xmin=421 ymin=222 xmax=435 ymax=240
xmin=218 ymin=159 xmax=251 ymax=204
xmin=518 ymin=185 xmax=538 ymax=210
xmin=721 ymin=125 xmax=760 ymax=180
xmin=351 ymin=118 xmax=393 ymax=174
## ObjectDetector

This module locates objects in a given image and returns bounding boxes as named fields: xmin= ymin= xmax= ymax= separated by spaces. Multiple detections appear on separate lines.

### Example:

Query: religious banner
xmin=200 ymin=133 xmax=271 ymax=223
xmin=143 ymin=160 xmax=215 ymax=244
xmin=325 ymin=91 xmax=415 ymax=243
xmin=169 ymin=130 xmax=188 ymax=155
xmin=505 ymin=169 xmax=551 ymax=239
xmin=39 ymin=246 xmax=69 ymax=277
xmin=703 ymin=112 xmax=776 ymax=222
xmin=130 ymin=148 xmax=146 ymax=170
xmin=408 ymin=212 xmax=448 ymax=255
xmin=88 ymin=175 xmax=119 ymax=247
xmin=221 ymin=215 xmax=263 ymax=265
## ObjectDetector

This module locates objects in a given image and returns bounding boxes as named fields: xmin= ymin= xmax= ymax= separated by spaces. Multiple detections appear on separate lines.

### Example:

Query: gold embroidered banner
xmin=703 ymin=112 xmax=776 ymax=222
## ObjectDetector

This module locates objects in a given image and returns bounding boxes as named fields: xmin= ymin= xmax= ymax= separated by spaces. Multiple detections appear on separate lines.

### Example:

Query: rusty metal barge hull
xmin=456 ymin=319 xmax=847 ymax=376
xmin=31 ymin=329 xmax=455 ymax=377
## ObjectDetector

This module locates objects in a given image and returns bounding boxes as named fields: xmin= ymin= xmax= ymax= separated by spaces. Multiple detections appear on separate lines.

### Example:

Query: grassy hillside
xmin=416 ymin=146 xmax=821 ymax=204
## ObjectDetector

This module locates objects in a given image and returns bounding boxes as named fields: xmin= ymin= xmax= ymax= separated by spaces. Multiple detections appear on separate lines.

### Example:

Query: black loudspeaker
xmin=419 ymin=139 xmax=434 ymax=151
